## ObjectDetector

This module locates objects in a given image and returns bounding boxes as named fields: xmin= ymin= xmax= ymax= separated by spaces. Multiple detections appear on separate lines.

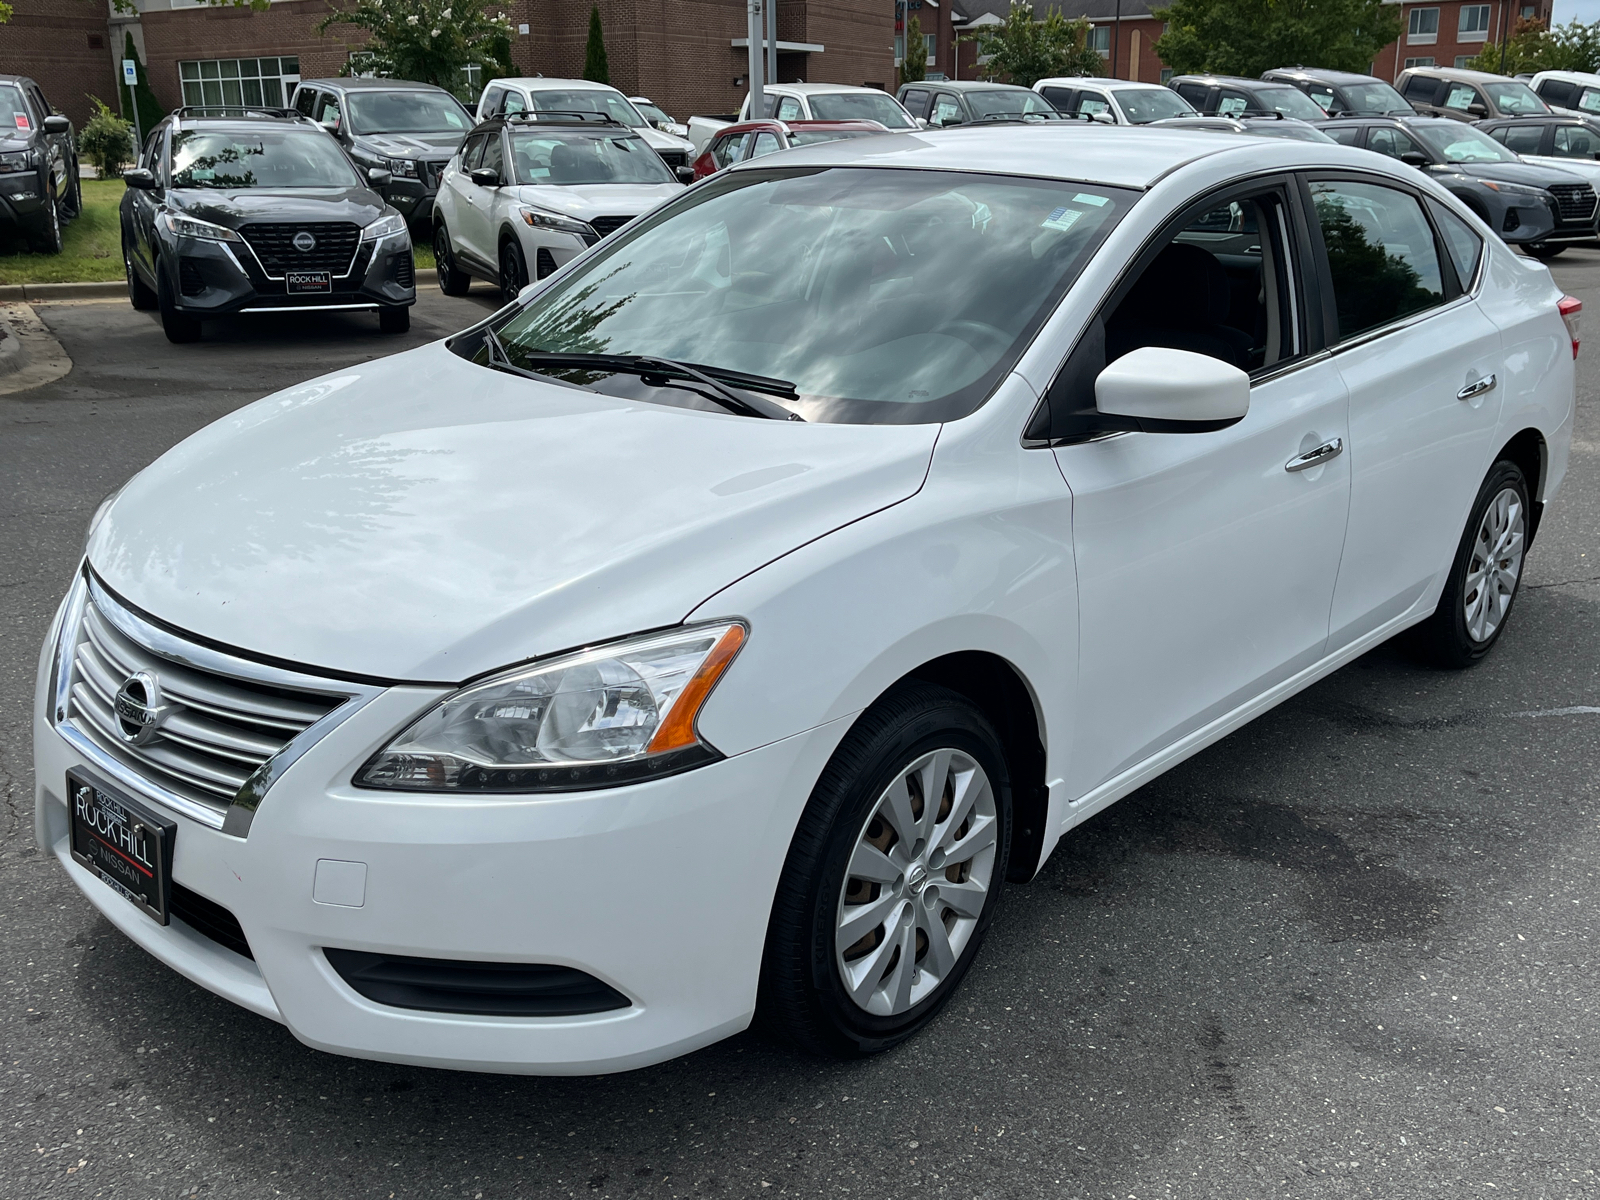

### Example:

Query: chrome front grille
xmin=54 ymin=576 xmax=365 ymax=829
xmin=1548 ymin=183 xmax=1597 ymax=224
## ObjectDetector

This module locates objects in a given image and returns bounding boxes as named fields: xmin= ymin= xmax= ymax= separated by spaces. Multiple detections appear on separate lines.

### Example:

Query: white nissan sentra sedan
xmin=35 ymin=125 xmax=1575 ymax=1075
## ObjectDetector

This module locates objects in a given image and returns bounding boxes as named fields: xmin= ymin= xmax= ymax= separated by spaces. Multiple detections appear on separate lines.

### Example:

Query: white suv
xmin=477 ymin=78 xmax=697 ymax=173
xmin=739 ymin=83 xmax=917 ymax=129
xmin=432 ymin=112 xmax=684 ymax=299
xmin=1032 ymin=77 xmax=1198 ymax=125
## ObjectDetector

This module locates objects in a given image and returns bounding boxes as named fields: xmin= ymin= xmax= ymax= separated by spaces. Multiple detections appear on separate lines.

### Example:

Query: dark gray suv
xmin=0 ymin=73 xmax=78 ymax=254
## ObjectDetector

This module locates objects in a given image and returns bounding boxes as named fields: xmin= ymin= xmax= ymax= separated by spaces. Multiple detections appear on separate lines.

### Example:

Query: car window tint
xmin=1322 ymin=124 xmax=1362 ymax=145
xmin=776 ymin=96 xmax=803 ymax=120
xmin=1175 ymin=82 xmax=1209 ymax=107
xmin=1311 ymin=180 xmax=1445 ymax=340
xmin=458 ymin=131 xmax=487 ymax=170
xmin=1307 ymin=85 xmax=1337 ymax=112
xmin=479 ymin=133 xmax=505 ymax=180
xmin=711 ymin=133 xmax=747 ymax=168
xmin=1217 ymin=90 xmax=1251 ymax=116
xmin=141 ymin=129 xmax=163 ymax=171
xmin=293 ymin=87 xmax=317 ymax=117
xmin=1552 ymin=124 xmax=1600 ymax=157
xmin=504 ymin=90 xmax=526 ymax=115
xmin=1499 ymin=123 xmax=1545 ymax=153
xmin=901 ymin=88 xmax=932 ymax=118
xmin=1443 ymin=84 xmax=1479 ymax=112
xmin=1038 ymin=86 xmax=1074 ymax=113
xmin=750 ymin=132 xmax=782 ymax=159
xmin=1367 ymin=126 xmax=1423 ymax=159
xmin=1428 ymin=199 xmax=1484 ymax=287
xmin=931 ymin=94 xmax=963 ymax=126
xmin=1402 ymin=75 xmax=1441 ymax=102
xmin=314 ymin=93 xmax=342 ymax=130
xmin=481 ymin=86 xmax=504 ymax=117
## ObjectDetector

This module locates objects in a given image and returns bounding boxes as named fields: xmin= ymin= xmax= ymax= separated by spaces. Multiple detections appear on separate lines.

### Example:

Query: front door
xmin=1054 ymin=183 xmax=1352 ymax=799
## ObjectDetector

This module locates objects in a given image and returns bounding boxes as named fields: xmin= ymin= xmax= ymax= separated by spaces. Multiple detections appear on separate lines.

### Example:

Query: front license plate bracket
xmin=67 ymin=771 xmax=175 ymax=925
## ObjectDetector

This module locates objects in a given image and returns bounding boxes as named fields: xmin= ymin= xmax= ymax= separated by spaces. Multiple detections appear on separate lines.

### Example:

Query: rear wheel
xmin=1524 ymin=242 xmax=1565 ymax=260
xmin=1413 ymin=460 xmax=1529 ymax=668
xmin=378 ymin=305 xmax=411 ymax=334
xmin=156 ymin=263 xmax=201 ymax=343
xmin=434 ymin=222 xmax=470 ymax=296
xmin=499 ymin=237 xmax=528 ymax=304
xmin=759 ymin=684 xmax=1010 ymax=1057
xmin=124 ymin=238 xmax=156 ymax=310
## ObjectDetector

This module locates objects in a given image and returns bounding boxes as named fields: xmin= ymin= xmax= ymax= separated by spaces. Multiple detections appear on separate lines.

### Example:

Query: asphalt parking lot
xmin=3 ymin=266 xmax=1598 ymax=1200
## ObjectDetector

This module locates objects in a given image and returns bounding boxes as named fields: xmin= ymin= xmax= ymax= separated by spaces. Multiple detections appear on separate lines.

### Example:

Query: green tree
xmin=583 ymin=6 xmax=610 ymax=85
xmin=78 ymin=96 xmax=134 ymax=176
xmin=902 ymin=15 xmax=928 ymax=86
xmin=1463 ymin=18 xmax=1600 ymax=75
xmin=120 ymin=33 xmax=164 ymax=135
xmin=317 ymin=0 xmax=514 ymax=98
xmin=1153 ymin=0 xmax=1402 ymax=78
xmin=961 ymin=3 xmax=1104 ymax=87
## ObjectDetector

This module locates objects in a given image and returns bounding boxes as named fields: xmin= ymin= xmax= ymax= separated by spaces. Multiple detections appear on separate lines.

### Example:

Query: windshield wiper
xmin=516 ymin=351 xmax=804 ymax=421
xmin=480 ymin=326 xmax=549 ymax=382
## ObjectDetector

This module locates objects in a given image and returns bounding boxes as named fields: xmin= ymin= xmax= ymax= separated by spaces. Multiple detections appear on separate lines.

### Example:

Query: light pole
xmin=747 ymin=0 xmax=766 ymax=117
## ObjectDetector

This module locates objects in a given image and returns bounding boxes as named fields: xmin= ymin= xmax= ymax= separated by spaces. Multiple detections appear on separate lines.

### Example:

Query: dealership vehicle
xmin=1396 ymin=66 xmax=1550 ymax=122
xmin=629 ymin=96 xmax=688 ymax=138
xmin=477 ymin=79 xmax=698 ymax=176
xmin=1528 ymin=69 xmax=1600 ymax=117
xmin=42 ymin=124 xmax=1573 ymax=1074
xmin=1150 ymin=114 xmax=1337 ymax=142
xmin=736 ymin=83 xmax=917 ymax=130
xmin=119 ymin=107 xmax=416 ymax=342
xmin=432 ymin=112 xmax=682 ymax=299
xmin=1319 ymin=115 xmax=1595 ymax=256
xmin=897 ymin=80 xmax=1063 ymax=127
xmin=0 ymin=72 xmax=78 ymax=254
xmin=1032 ymin=76 xmax=1196 ymax=124
xmin=1166 ymin=74 xmax=1331 ymax=120
xmin=1260 ymin=67 xmax=1414 ymax=117
xmin=1480 ymin=114 xmax=1600 ymax=181
xmin=290 ymin=78 xmax=475 ymax=229
xmin=691 ymin=118 xmax=887 ymax=179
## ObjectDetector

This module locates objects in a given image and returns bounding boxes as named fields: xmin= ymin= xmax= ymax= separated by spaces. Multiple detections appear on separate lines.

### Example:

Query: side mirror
xmin=1095 ymin=346 xmax=1249 ymax=432
xmin=1400 ymin=150 xmax=1429 ymax=167
xmin=915 ymin=116 xmax=929 ymax=129
xmin=675 ymin=164 xmax=696 ymax=182
xmin=1468 ymin=102 xmax=1488 ymax=117
xmin=1092 ymin=111 xmax=1116 ymax=124
xmin=367 ymin=167 xmax=392 ymax=188
xmin=123 ymin=167 xmax=157 ymax=191
xmin=469 ymin=166 xmax=501 ymax=187
xmin=43 ymin=114 xmax=70 ymax=135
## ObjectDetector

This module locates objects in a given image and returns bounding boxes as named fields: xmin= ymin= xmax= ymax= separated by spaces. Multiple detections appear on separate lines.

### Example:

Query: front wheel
xmin=759 ymin=684 xmax=1011 ymax=1057
xmin=1524 ymin=242 xmax=1565 ymax=260
xmin=499 ymin=237 xmax=528 ymax=304
xmin=124 ymin=238 xmax=157 ymax=310
xmin=434 ymin=222 xmax=470 ymax=296
xmin=1414 ymin=460 xmax=1530 ymax=668
xmin=30 ymin=182 xmax=62 ymax=254
xmin=156 ymin=263 xmax=201 ymax=343
xmin=378 ymin=305 xmax=411 ymax=334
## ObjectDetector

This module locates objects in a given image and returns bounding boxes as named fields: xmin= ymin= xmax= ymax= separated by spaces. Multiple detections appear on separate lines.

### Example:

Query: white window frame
xmin=178 ymin=57 xmax=300 ymax=109
xmin=1459 ymin=4 xmax=1490 ymax=42
xmin=926 ymin=33 xmax=937 ymax=68
xmin=1404 ymin=56 xmax=1436 ymax=69
xmin=1088 ymin=26 xmax=1111 ymax=56
xmin=1408 ymin=7 xmax=1439 ymax=45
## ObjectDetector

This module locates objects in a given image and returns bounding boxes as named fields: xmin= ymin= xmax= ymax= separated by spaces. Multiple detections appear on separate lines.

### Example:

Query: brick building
xmin=1373 ymin=0 xmax=1554 ymax=79
xmin=0 ymin=0 xmax=121 ymax=130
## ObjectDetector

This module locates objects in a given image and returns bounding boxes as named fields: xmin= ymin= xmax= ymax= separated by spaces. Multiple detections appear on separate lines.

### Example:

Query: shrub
xmin=78 ymin=96 xmax=134 ymax=178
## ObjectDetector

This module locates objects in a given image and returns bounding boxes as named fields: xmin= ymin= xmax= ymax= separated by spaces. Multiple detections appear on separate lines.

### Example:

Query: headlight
xmin=357 ymin=622 xmax=746 ymax=792
xmin=519 ymin=206 xmax=596 ymax=238
xmin=361 ymin=211 xmax=409 ymax=242
xmin=1479 ymin=180 xmax=1546 ymax=197
xmin=0 ymin=149 xmax=36 ymax=173
xmin=385 ymin=157 xmax=418 ymax=177
xmin=157 ymin=211 xmax=243 ymax=242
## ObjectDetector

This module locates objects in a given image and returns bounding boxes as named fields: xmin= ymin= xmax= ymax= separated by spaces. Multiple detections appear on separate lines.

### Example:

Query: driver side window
xmin=776 ymin=96 xmax=803 ymax=120
xmin=314 ymin=93 xmax=342 ymax=131
xmin=1553 ymin=124 xmax=1599 ymax=157
xmin=930 ymin=94 xmax=962 ymax=126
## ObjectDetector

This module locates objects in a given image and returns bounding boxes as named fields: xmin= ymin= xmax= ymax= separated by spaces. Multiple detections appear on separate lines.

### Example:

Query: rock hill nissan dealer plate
xmin=38 ymin=124 xmax=1574 ymax=1074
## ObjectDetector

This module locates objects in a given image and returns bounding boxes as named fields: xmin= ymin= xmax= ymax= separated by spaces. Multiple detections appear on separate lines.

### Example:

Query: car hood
xmin=637 ymin=125 xmax=695 ymax=153
xmin=1451 ymin=160 xmax=1589 ymax=186
xmin=352 ymin=131 xmax=465 ymax=160
xmin=1522 ymin=153 xmax=1600 ymax=181
xmin=170 ymin=187 xmax=387 ymax=230
xmin=87 ymin=341 xmax=939 ymax=683
xmin=510 ymin=182 xmax=684 ymax=218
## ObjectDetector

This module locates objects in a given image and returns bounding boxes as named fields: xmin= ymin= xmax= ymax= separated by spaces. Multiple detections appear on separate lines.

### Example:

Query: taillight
xmin=1559 ymin=294 xmax=1581 ymax=358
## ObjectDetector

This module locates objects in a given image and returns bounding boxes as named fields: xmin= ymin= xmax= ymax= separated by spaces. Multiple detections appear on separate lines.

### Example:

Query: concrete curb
xmin=0 ymin=301 xmax=73 ymax=396
xmin=0 ymin=280 xmax=127 ymax=302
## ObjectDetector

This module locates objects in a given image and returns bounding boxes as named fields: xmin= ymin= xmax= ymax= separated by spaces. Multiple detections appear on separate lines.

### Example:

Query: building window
xmin=894 ymin=34 xmax=904 ymax=64
xmin=1520 ymin=4 xmax=1535 ymax=16
xmin=1408 ymin=7 xmax=1439 ymax=44
xmin=1088 ymin=26 xmax=1111 ymax=56
xmin=179 ymin=57 xmax=300 ymax=108
xmin=925 ymin=33 xmax=937 ymax=67
xmin=1404 ymin=56 xmax=1436 ymax=69
xmin=1160 ymin=67 xmax=1173 ymax=83
xmin=1454 ymin=55 xmax=1475 ymax=67
xmin=1459 ymin=4 xmax=1490 ymax=41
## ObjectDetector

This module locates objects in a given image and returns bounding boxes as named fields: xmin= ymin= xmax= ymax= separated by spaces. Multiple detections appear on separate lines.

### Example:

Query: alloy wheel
xmin=834 ymin=748 xmax=998 ymax=1017
xmin=1463 ymin=485 xmax=1525 ymax=644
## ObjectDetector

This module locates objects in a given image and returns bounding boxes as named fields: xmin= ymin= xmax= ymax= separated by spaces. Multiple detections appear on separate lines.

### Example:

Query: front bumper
xmin=163 ymin=231 xmax=416 ymax=317
xmin=0 ymin=169 xmax=50 ymax=234
xmin=33 ymin=592 xmax=845 ymax=1075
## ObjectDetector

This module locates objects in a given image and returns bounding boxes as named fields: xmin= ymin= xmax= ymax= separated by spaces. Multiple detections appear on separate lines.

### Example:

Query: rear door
xmin=901 ymin=88 xmax=932 ymax=121
xmin=437 ymin=129 xmax=487 ymax=252
xmin=128 ymin=128 xmax=165 ymax=282
xmin=1174 ymin=81 xmax=1214 ymax=113
xmin=455 ymin=130 xmax=503 ymax=263
xmin=1037 ymin=85 xmax=1075 ymax=114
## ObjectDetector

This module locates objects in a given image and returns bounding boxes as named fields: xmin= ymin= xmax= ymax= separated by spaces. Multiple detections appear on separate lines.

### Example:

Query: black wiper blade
xmin=517 ymin=351 xmax=804 ymax=421
xmin=478 ymin=326 xmax=549 ymax=382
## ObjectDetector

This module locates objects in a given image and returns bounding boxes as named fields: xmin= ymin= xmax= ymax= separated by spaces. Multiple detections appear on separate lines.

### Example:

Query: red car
xmin=692 ymin=119 xmax=889 ymax=179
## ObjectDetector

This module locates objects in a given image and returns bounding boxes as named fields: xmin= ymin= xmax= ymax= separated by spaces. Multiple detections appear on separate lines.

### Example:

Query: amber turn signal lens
xmin=647 ymin=624 xmax=746 ymax=753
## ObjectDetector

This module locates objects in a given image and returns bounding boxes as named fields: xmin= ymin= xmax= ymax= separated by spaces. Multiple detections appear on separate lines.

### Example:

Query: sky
xmin=1553 ymin=0 xmax=1600 ymax=24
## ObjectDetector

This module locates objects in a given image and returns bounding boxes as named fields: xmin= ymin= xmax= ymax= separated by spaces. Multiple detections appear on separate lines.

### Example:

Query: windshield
xmin=483 ymin=167 xmax=1132 ymax=423
xmin=1247 ymin=121 xmax=1337 ymax=142
xmin=1412 ymin=122 xmax=1519 ymax=163
xmin=807 ymin=92 xmax=915 ymax=129
xmin=511 ymin=131 xmax=675 ymax=185
xmin=635 ymin=101 xmax=674 ymax=126
xmin=1252 ymin=86 xmax=1330 ymax=120
xmin=1335 ymin=81 xmax=1411 ymax=114
xmin=966 ymin=90 xmax=1059 ymax=119
xmin=0 ymin=84 xmax=30 ymax=131
xmin=788 ymin=128 xmax=881 ymax=147
xmin=1115 ymin=87 xmax=1193 ymax=123
xmin=170 ymin=129 xmax=360 ymax=188
xmin=527 ymin=88 xmax=646 ymax=128
xmin=1484 ymin=82 xmax=1548 ymax=114
xmin=345 ymin=90 xmax=473 ymax=134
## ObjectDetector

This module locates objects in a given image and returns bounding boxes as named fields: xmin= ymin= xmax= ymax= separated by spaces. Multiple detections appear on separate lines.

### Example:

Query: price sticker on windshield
xmin=1041 ymin=206 xmax=1084 ymax=233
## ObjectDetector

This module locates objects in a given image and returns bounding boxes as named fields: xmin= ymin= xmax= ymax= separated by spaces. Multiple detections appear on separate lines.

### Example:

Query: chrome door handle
xmin=1458 ymin=374 xmax=1496 ymax=400
xmin=1285 ymin=438 xmax=1344 ymax=473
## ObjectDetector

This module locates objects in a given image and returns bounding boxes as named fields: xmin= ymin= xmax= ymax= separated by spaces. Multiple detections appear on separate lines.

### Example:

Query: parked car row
xmin=0 ymin=72 xmax=80 ymax=255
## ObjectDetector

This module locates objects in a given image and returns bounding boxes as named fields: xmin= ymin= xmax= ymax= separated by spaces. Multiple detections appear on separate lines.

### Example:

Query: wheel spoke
xmin=940 ymin=877 xmax=988 ymax=918
xmin=837 ymin=890 xmax=899 ymax=949
xmin=884 ymin=918 xmax=919 ymax=1012
xmin=944 ymin=812 xmax=998 ymax=865
xmin=841 ymin=921 xmax=900 ymax=1004
xmin=878 ymin=775 xmax=919 ymax=848
xmin=936 ymin=766 xmax=988 ymax=852
xmin=848 ymin=841 xmax=901 ymax=885
xmin=919 ymin=906 xmax=957 ymax=977
xmin=915 ymin=750 xmax=953 ymax=843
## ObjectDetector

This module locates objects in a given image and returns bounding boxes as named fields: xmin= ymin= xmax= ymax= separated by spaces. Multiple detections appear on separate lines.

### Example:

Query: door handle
xmin=1285 ymin=437 xmax=1344 ymax=473
xmin=1457 ymin=374 xmax=1496 ymax=400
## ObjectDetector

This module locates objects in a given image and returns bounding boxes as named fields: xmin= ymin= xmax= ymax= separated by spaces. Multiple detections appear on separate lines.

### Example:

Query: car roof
xmin=714 ymin=118 xmax=887 ymax=135
xmin=166 ymin=109 xmax=316 ymax=131
xmin=766 ymin=83 xmax=891 ymax=96
xmin=1318 ymin=114 xmax=1463 ymax=129
xmin=1264 ymin=67 xmax=1384 ymax=86
xmin=737 ymin=123 xmax=1359 ymax=188
xmin=1169 ymin=75 xmax=1295 ymax=89
xmin=491 ymin=77 xmax=620 ymax=93
xmin=917 ymin=81 xmax=1033 ymax=93
xmin=0 ymin=74 xmax=35 ymax=86
xmin=1531 ymin=69 xmax=1600 ymax=85
xmin=1478 ymin=113 xmax=1584 ymax=125
xmin=1401 ymin=66 xmax=1514 ymax=83
xmin=296 ymin=78 xmax=448 ymax=92
xmin=1033 ymin=76 xmax=1171 ymax=91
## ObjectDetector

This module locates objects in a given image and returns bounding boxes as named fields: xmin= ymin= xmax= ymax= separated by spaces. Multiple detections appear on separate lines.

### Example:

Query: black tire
xmin=434 ymin=222 xmax=470 ymax=296
xmin=61 ymin=159 xmax=82 ymax=219
xmin=758 ymin=683 xmax=1011 ymax=1058
xmin=156 ymin=263 xmax=201 ymax=343
xmin=378 ymin=305 xmax=411 ymax=334
xmin=124 ymin=238 xmax=156 ymax=310
xmin=1413 ymin=459 xmax=1531 ymax=669
xmin=29 ymin=182 xmax=62 ymax=255
xmin=499 ymin=237 xmax=528 ymax=304
xmin=1524 ymin=242 xmax=1565 ymax=260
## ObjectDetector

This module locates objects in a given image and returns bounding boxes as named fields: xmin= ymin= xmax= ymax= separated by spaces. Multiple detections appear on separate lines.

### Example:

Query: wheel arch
xmin=1496 ymin=426 xmax=1548 ymax=541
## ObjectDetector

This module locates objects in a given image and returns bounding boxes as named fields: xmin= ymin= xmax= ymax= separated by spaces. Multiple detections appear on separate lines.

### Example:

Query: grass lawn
xmin=0 ymin=177 xmax=436 ymax=284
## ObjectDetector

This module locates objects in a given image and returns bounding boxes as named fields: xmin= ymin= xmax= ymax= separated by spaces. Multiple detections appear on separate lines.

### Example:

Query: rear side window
xmin=750 ymin=131 xmax=781 ymax=159
xmin=1311 ymin=180 xmax=1445 ymax=340
xmin=480 ymin=86 xmax=505 ymax=117
xmin=293 ymin=87 xmax=317 ymax=117
xmin=1038 ymin=86 xmax=1074 ymax=113
xmin=1537 ymin=79 xmax=1576 ymax=107
xmin=776 ymin=96 xmax=803 ymax=120
xmin=902 ymin=88 xmax=931 ymax=119
xmin=1553 ymin=124 xmax=1600 ymax=157
xmin=1496 ymin=123 xmax=1545 ymax=154
xmin=1429 ymin=199 xmax=1484 ymax=288
xmin=1402 ymin=75 xmax=1441 ymax=102
xmin=1322 ymin=125 xmax=1362 ymax=146
xmin=1366 ymin=126 xmax=1423 ymax=159
xmin=711 ymin=132 xmax=748 ymax=168
xmin=1175 ymin=82 xmax=1210 ymax=108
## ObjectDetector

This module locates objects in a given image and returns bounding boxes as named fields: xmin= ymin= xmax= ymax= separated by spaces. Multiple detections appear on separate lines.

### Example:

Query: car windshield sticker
xmin=1041 ymin=206 xmax=1084 ymax=232
xmin=1072 ymin=192 xmax=1110 ymax=207
xmin=14 ymin=114 xmax=28 ymax=130
xmin=190 ymin=168 xmax=215 ymax=180
xmin=1445 ymin=85 xmax=1476 ymax=110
